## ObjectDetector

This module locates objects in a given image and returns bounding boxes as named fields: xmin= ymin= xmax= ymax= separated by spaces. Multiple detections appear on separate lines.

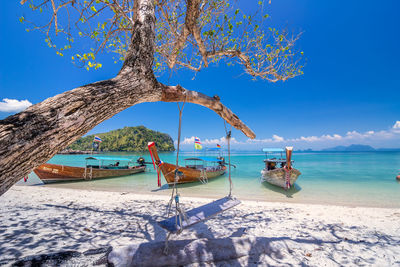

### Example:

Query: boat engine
xmin=137 ymin=157 xmax=146 ymax=166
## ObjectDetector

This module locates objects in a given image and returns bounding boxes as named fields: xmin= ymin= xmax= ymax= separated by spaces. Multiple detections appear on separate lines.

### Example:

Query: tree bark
xmin=0 ymin=0 xmax=255 ymax=196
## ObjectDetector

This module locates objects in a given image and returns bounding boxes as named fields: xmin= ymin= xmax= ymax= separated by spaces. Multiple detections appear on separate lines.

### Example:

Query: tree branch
xmin=206 ymin=49 xmax=282 ymax=82
xmin=167 ymin=26 xmax=189 ymax=69
xmin=159 ymin=83 xmax=255 ymax=139
xmin=167 ymin=0 xmax=209 ymax=69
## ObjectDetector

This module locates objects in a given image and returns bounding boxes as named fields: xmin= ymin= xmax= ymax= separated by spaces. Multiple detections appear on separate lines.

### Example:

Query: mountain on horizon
xmin=321 ymin=144 xmax=375 ymax=152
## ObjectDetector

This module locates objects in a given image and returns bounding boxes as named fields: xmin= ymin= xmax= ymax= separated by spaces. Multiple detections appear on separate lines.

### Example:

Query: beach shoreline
xmin=40 ymin=181 xmax=400 ymax=209
xmin=1 ymin=185 xmax=399 ymax=266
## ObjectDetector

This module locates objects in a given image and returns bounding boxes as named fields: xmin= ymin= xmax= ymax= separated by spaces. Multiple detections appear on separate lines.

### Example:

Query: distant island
xmin=296 ymin=144 xmax=400 ymax=152
xmin=66 ymin=126 xmax=175 ymax=152
xmin=321 ymin=144 xmax=375 ymax=152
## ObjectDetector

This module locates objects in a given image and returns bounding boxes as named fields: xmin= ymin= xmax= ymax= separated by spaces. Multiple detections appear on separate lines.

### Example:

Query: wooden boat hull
xmin=159 ymin=162 xmax=226 ymax=184
xmin=261 ymin=168 xmax=301 ymax=189
xmin=34 ymin=163 xmax=146 ymax=184
xmin=148 ymin=142 xmax=226 ymax=184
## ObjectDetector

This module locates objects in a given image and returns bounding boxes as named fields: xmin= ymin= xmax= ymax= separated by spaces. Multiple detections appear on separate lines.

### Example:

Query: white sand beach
xmin=0 ymin=185 xmax=399 ymax=266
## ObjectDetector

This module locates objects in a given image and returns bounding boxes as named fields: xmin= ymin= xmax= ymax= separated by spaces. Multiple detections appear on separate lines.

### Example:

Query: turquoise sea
xmin=23 ymin=151 xmax=400 ymax=208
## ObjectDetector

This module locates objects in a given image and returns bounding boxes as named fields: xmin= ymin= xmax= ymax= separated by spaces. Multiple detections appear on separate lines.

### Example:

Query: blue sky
xmin=1 ymin=0 xmax=399 ymax=150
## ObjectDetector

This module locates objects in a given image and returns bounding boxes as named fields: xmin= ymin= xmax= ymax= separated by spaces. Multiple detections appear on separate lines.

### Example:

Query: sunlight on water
xmin=24 ymin=151 xmax=400 ymax=208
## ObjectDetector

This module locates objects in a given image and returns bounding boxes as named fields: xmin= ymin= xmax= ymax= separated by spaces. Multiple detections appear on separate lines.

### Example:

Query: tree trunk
xmin=0 ymin=0 xmax=255 ymax=196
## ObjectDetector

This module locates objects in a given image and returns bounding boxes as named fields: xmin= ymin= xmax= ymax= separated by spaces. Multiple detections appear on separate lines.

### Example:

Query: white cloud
xmin=345 ymin=130 xmax=394 ymax=140
xmin=247 ymin=134 xmax=285 ymax=143
xmin=299 ymin=136 xmax=319 ymax=142
xmin=245 ymin=121 xmax=400 ymax=145
xmin=180 ymin=136 xmax=241 ymax=146
xmin=0 ymin=98 xmax=32 ymax=112
xmin=272 ymin=134 xmax=284 ymax=142
xmin=248 ymin=138 xmax=273 ymax=143
xmin=325 ymin=134 xmax=342 ymax=140
xmin=181 ymin=136 xmax=195 ymax=145
xmin=203 ymin=136 xmax=241 ymax=145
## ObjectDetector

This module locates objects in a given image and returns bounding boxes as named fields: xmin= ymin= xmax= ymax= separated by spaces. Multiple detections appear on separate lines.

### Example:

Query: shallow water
xmin=23 ymin=151 xmax=400 ymax=208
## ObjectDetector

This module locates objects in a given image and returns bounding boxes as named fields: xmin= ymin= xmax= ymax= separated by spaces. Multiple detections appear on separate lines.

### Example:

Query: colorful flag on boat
xmin=194 ymin=137 xmax=202 ymax=150
xmin=93 ymin=136 xmax=102 ymax=143
xmin=216 ymin=144 xmax=221 ymax=149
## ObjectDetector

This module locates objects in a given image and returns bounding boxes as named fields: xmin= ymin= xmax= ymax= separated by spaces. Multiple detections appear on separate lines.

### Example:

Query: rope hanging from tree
xmin=162 ymin=100 xmax=238 ymax=254
xmin=224 ymin=120 xmax=233 ymax=197
xmin=166 ymin=101 xmax=187 ymax=223
xmin=164 ymin=100 xmax=187 ymax=254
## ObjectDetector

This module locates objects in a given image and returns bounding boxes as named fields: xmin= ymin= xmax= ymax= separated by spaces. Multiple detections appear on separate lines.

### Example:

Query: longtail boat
xmin=260 ymin=147 xmax=301 ymax=190
xmin=148 ymin=142 xmax=226 ymax=185
xmin=34 ymin=156 xmax=146 ymax=184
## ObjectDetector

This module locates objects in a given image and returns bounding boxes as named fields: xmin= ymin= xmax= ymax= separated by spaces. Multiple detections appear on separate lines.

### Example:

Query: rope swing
xmin=159 ymin=100 xmax=241 ymax=254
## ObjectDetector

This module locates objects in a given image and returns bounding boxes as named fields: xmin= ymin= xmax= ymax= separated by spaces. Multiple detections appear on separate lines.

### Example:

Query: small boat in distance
xmin=260 ymin=147 xmax=301 ymax=190
xmin=34 ymin=156 xmax=146 ymax=184
xmin=148 ymin=142 xmax=227 ymax=185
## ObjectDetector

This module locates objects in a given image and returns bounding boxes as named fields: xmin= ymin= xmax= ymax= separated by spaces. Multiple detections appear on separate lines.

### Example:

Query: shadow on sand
xmin=261 ymin=181 xmax=301 ymax=198
xmin=1 ymin=192 xmax=398 ymax=266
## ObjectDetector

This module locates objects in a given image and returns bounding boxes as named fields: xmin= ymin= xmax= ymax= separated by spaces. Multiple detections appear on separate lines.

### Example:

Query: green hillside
xmin=68 ymin=126 xmax=175 ymax=152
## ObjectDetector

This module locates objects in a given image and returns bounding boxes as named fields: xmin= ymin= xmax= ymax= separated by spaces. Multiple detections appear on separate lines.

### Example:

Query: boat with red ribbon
xmin=148 ymin=142 xmax=226 ymax=185
xmin=260 ymin=147 xmax=301 ymax=190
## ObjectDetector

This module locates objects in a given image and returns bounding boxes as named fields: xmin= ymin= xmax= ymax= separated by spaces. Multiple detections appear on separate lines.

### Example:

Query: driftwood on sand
xmin=108 ymin=237 xmax=282 ymax=267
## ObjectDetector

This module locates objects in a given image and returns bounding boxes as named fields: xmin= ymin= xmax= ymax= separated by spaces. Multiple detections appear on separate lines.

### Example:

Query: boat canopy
xmin=85 ymin=156 xmax=134 ymax=162
xmin=185 ymin=156 xmax=222 ymax=162
xmin=262 ymin=148 xmax=284 ymax=153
